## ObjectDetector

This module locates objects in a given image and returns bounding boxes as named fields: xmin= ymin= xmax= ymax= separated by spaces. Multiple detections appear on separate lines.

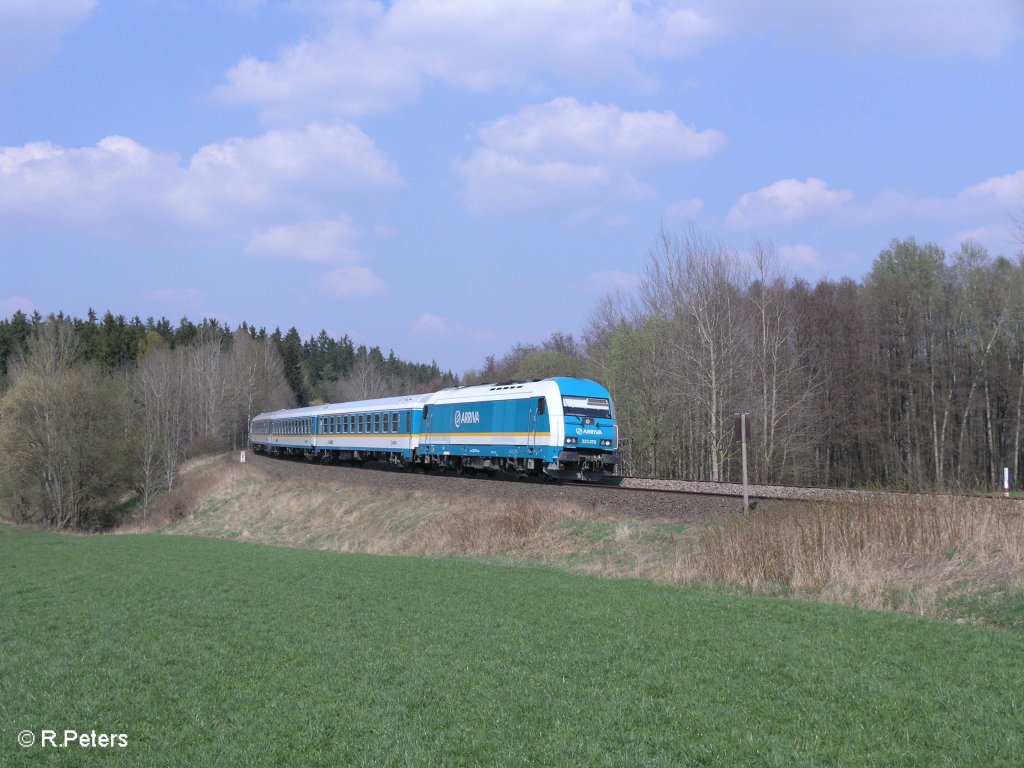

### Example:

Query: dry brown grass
xmin=409 ymin=499 xmax=585 ymax=557
xmin=122 ymin=455 xmax=1024 ymax=622
xmin=130 ymin=457 xmax=595 ymax=561
xmin=684 ymin=494 xmax=1024 ymax=615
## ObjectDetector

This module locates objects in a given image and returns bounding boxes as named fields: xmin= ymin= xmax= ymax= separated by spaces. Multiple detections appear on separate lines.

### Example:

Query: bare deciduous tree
xmin=0 ymin=320 xmax=131 ymax=528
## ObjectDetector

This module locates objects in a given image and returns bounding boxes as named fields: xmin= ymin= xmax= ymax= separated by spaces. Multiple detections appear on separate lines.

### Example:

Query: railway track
xmin=247 ymin=453 xmax=808 ymax=521
xmin=249 ymin=453 xmax=1024 ymax=519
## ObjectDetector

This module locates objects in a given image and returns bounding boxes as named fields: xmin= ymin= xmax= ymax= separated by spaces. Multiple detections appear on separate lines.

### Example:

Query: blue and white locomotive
xmin=249 ymin=377 xmax=617 ymax=482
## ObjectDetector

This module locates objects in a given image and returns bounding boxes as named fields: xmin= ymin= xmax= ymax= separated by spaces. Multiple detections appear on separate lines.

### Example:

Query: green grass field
xmin=2 ymin=524 xmax=1022 ymax=766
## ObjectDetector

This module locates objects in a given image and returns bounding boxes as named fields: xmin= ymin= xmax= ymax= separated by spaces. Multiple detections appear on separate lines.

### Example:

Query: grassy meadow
xmin=3 ymin=523 xmax=1024 ymax=766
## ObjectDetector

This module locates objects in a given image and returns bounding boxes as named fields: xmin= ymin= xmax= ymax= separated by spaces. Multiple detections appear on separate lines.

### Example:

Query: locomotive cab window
xmin=561 ymin=396 xmax=611 ymax=419
xmin=537 ymin=397 xmax=546 ymax=416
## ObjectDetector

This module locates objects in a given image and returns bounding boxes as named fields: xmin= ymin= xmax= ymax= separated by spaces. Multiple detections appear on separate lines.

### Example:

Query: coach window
xmin=374 ymin=413 xmax=381 ymax=433
xmin=382 ymin=413 xmax=389 ymax=433
xmin=391 ymin=412 xmax=399 ymax=433
xmin=344 ymin=415 xmax=350 ymax=433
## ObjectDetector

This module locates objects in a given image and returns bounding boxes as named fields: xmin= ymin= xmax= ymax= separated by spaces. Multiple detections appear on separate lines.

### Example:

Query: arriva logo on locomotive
xmin=576 ymin=427 xmax=603 ymax=436
xmin=454 ymin=410 xmax=481 ymax=428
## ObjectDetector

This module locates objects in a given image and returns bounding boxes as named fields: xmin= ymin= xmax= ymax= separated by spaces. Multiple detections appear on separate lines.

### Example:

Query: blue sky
xmin=1 ymin=1 xmax=1022 ymax=374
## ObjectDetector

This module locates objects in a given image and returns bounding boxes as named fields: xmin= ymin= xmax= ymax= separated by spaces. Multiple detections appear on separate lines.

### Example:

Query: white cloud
xmin=168 ymin=123 xmax=401 ymax=225
xmin=246 ymin=216 xmax=358 ymax=262
xmin=778 ymin=244 xmax=824 ymax=270
xmin=843 ymin=169 xmax=1024 ymax=229
xmin=323 ymin=265 xmax=388 ymax=298
xmin=214 ymin=1 xmax=1020 ymax=123
xmin=0 ymin=123 xmax=400 ymax=233
xmin=217 ymin=1 xmax=720 ymax=119
xmin=411 ymin=313 xmax=448 ymax=335
xmin=0 ymin=136 xmax=178 ymax=228
xmin=456 ymin=97 xmax=725 ymax=214
xmin=475 ymin=97 xmax=723 ymax=165
xmin=728 ymin=178 xmax=853 ymax=228
xmin=0 ymin=295 xmax=38 ymax=318
xmin=707 ymin=0 xmax=1024 ymax=59
xmin=959 ymin=170 xmax=1024 ymax=207
xmin=0 ymin=0 xmax=96 ymax=84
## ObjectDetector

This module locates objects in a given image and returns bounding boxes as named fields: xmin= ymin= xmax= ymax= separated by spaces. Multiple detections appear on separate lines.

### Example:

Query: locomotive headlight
xmin=565 ymin=437 xmax=578 ymax=445
xmin=600 ymin=439 xmax=612 ymax=447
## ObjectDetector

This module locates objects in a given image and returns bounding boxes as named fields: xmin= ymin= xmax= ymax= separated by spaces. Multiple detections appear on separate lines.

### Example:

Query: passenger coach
xmin=249 ymin=377 xmax=618 ymax=482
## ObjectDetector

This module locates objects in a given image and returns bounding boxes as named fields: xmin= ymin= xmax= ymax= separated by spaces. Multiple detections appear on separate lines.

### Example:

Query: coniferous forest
xmin=0 ymin=311 xmax=454 ymax=528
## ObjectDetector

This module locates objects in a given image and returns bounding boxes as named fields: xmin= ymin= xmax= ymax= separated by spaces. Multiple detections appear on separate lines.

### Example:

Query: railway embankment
xmin=123 ymin=452 xmax=1024 ymax=629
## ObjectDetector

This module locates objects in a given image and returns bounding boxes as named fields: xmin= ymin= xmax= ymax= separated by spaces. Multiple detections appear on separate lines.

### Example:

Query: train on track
xmin=249 ymin=377 xmax=618 ymax=482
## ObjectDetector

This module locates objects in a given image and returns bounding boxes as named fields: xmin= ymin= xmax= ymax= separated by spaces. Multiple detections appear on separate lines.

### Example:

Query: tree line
xmin=3 ymin=227 xmax=1021 ymax=528
xmin=470 ymin=228 xmax=1024 ymax=492
xmin=0 ymin=312 xmax=455 ymax=529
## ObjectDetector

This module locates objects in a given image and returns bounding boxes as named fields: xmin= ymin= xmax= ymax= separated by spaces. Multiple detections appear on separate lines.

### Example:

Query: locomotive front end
xmin=549 ymin=378 xmax=618 ymax=482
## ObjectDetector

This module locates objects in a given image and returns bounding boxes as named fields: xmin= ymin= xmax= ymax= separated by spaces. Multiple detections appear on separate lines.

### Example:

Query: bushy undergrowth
xmin=688 ymin=494 xmax=1024 ymax=618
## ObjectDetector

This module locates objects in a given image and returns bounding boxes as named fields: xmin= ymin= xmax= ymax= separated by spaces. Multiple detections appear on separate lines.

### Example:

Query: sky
xmin=1 ymin=1 xmax=1022 ymax=374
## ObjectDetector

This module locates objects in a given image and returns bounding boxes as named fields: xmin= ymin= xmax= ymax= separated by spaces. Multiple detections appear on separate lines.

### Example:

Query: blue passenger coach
xmin=249 ymin=377 xmax=617 ymax=482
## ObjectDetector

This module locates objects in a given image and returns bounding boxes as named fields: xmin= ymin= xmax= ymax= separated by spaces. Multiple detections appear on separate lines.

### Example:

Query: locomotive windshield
xmin=561 ymin=396 xmax=611 ymax=419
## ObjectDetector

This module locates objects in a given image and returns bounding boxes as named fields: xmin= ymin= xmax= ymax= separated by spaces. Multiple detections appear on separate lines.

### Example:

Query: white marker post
xmin=240 ymin=450 xmax=246 ymax=464
xmin=1004 ymin=467 xmax=1010 ymax=498
xmin=734 ymin=413 xmax=751 ymax=513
